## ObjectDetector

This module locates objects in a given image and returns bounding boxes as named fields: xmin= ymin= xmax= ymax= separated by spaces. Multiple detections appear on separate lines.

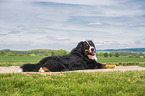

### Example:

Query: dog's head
xmin=76 ymin=40 xmax=96 ymax=56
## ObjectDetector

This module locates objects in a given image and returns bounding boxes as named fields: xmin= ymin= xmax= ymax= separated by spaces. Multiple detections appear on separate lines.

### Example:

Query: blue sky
xmin=0 ymin=0 xmax=145 ymax=51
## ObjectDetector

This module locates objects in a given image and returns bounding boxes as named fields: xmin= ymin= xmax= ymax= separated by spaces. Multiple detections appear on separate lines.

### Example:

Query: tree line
xmin=97 ymin=52 xmax=144 ymax=58
xmin=0 ymin=49 xmax=69 ymax=56
xmin=0 ymin=49 xmax=144 ymax=58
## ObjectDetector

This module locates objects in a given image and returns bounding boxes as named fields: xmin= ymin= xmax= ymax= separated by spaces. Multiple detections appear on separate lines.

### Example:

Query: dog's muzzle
xmin=85 ymin=49 xmax=96 ymax=56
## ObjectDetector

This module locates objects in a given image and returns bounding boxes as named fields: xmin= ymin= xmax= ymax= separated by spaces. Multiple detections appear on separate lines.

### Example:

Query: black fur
xmin=20 ymin=40 xmax=106 ymax=72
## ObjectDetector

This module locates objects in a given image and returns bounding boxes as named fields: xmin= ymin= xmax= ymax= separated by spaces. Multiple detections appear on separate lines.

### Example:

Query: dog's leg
xmin=39 ymin=67 xmax=51 ymax=72
xmin=101 ymin=64 xmax=116 ymax=69
xmin=105 ymin=65 xmax=116 ymax=69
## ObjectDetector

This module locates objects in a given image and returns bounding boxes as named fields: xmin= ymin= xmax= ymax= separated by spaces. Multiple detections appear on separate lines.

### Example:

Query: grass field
xmin=0 ymin=56 xmax=45 ymax=66
xmin=0 ymin=56 xmax=145 ymax=67
xmin=0 ymin=56 xmax=145 ymax=96
xmin=0 ymin=71 xmax=145 ymax=96
xmin=98 ymin=57 xmax=145 ymax=67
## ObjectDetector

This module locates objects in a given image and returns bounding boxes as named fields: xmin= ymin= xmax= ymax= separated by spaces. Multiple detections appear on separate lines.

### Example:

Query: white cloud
xmin=0 ymin=0 xmax=145 ymax=50
xmin=30 ymin=0 xmax=116 ymax=5
xmin=88 ymin=22 xmax=103 ymax=25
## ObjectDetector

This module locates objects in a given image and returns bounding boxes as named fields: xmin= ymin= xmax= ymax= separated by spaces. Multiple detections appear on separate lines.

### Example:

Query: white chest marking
xmin=88 ymin=55 xmax=97 ymax=62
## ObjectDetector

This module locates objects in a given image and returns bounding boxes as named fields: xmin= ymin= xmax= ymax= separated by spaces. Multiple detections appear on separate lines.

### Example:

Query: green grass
xmin=0 ymin=56 xmax=145 ymax=67
xmin=98 ymin=57 xmax=145 ymax=67
xmin=98 ymin=57 xmax=145 ymax=63
xmin=0 ymin=56 xmax=145 ymax=96
xmin=0 ymin=71 xmax=145 ymax=96
xmin=0 ymin=56 xmax=45 ymax=66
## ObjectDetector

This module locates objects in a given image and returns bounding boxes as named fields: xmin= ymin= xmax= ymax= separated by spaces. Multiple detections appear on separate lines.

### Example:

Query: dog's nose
xmin=91 ymin=48 xmax=95 ymax=52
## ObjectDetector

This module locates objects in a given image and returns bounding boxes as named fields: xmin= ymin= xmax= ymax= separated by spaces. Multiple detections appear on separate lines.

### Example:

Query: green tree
xmin=109 ymin=53 xmax=113 ymax=57
xmin=14 ymin=52 xmax=17 ymax=56
xmin=51 ymin=51 xmax=55 ymax=56
xmin=55 ymin=49 xmax=68 ymax=55
xmin=139 ymin=52 xmax=142 ymax=56
xmin=115 ymin=52 xmax=119 ymax=57
xmin=2 ymin=49 xmax=10 ymax=53
xmin=128 ymin=55 xmax=133 ymax=58
xmin=44 ymin=53 xmax=49 ymax=56
xmin=104 ymin=52 xmax=108 ymax=57
xmin=98 ymin=53 xmax=104 ymax=57
xmin=0 ymin=51 xmax=5 ymax=55
xmin=6 ymin=52 xmax=15 ymax=56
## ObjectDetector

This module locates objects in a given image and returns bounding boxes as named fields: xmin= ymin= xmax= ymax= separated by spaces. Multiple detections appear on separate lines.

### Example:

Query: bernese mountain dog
xmin=18 ymin=40 xmax=116 ymax=72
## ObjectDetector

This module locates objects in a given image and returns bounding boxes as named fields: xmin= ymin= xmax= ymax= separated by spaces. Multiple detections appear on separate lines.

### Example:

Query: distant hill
xmin=0 ymin=49 xmax=69 ymax=56
xmin=1 ymin=48 xmax=145 ymax=54
xmin=0 ymin=49 xmax=54 ymax=54
xmin=97 ymin=48 xmax=145 ymax=53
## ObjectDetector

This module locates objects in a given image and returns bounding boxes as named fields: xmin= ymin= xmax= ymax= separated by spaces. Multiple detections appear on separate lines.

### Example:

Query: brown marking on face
xmin=85 ymin=49 xmax=91 ymax=55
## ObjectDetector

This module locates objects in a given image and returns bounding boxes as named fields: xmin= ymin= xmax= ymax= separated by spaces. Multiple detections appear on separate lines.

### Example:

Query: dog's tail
xmin=18 ymin=63 xmax=41 ymax=72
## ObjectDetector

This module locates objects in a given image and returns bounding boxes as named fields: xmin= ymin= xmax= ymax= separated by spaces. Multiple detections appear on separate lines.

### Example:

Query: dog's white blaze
xmin=18 ymin=68 xmax=23 ymax=72
xmin=89 ymin=46 xmax=94 ymax=53
xmin=88 ymin=55 xmax=97 ymax=62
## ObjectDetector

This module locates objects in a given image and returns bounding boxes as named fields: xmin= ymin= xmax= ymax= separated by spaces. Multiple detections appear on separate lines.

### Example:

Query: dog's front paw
xmin=105 ymin=65 xmax=116 ymax=69
xmin=39 ymin=67 xmax=51 ymax=72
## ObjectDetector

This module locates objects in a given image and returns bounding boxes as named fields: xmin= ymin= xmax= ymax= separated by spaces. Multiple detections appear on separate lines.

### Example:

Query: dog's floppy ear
xmin=75 ymin=41 xmax=84 ymax=51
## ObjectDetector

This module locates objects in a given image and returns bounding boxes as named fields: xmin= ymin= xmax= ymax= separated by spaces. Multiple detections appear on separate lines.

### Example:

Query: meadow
xmin=0 ymin=71 xmax=145 ymax=96
xmin=0 ymin=56 xmax=145 ymax=96
xmin=0 ymin=56 xmax=145 ymax=67
xmin=0 ymin=56 xmax=45 ymax=66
